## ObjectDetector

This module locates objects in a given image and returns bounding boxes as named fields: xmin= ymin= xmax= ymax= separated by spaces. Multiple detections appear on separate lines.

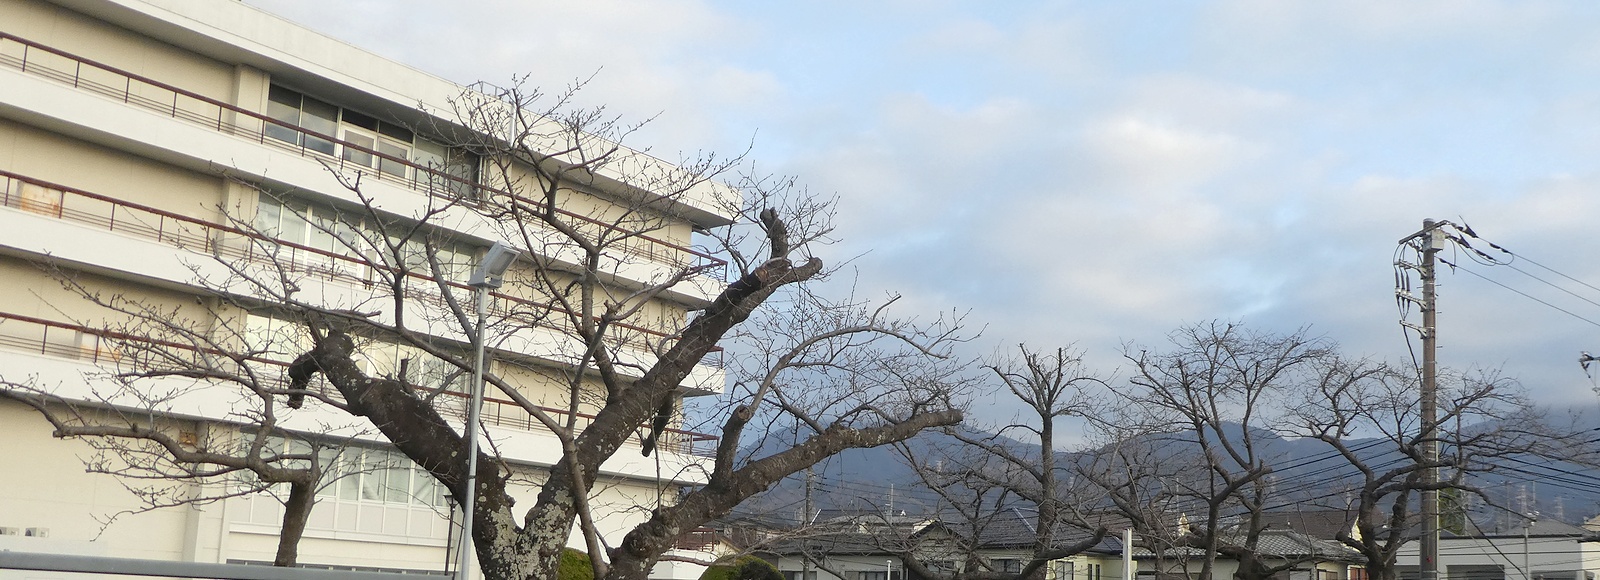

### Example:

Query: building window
xmin=264 ymin=85 xmax=478 ymax=195
xmin=244 ymin=312 xmax=471 ymax=396
xmin=337 ymin=108 xmax=414 ymax=179
xmin=1446 ymin=565 xmax=1504 ymax=580
xmin=267 ymin=85 xmax=337 ymax=155
xmin=783 ymin=573 xmax=818 ymax=580
xmin=240 ymin=434 xmax=448 ymax=509
xmin=254 ymin=192 xmax=479 ymax=282
xmin=993 ymin=559 xmax=1022 ymax=574
xmin=324 ymin=446 xmax=449 ymax=508
xmin=1055 ymin=561 xmax=1075 ymax=580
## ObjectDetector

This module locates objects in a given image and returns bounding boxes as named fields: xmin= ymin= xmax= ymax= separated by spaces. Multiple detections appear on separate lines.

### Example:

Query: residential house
xmin=766 ymin=511 xmax=1123 ymax=580
xmin=1131 ymin=528 xmax=1364 ymax=580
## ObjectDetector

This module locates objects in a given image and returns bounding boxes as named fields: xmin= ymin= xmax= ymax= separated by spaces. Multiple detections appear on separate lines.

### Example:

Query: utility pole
xmin=803 ymin=467 xmax=814 ymax=580
xmin=1123 ymin=528 xmax=1134 ymax=580
xmin=1399 ymin=219 xmax=1444 ymax=580
xmin=1420 ymin=218 xmax=1442 ymax=580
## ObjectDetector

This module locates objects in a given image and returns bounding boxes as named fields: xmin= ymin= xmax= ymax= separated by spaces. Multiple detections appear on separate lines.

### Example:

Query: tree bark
xmin=275 ymin=480 xmax=315 ymax=567
xmin=605 ymin=411 xmax=964 ymax=580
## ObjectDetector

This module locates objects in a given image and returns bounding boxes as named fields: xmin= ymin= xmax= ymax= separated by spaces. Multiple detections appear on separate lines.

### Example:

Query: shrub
xmin=699 ymin=555 xmax=781 ymax=580
xmin=558 ymin=549 xmax=593 ymax=580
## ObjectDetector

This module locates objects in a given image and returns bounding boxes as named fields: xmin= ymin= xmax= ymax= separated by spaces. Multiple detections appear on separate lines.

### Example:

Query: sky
xmin=244 ymin=0 xmax=1600 ymax=421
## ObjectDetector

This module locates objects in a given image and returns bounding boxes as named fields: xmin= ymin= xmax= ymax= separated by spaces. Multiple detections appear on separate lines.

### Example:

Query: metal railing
xmin=0 ymin=551 xmax=433 ymax=580
xmin=0 ymin=169 xmax=723 ymax=369
xmin=0 ymin=31 xmax=727 ymax=277
xmin=0 ymin=310 xmax=719 ymax=457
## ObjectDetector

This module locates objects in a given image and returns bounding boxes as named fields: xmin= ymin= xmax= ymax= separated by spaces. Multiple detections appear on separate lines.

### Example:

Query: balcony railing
xmin=0 ymin=169 xmax=723 ymax=369
xmin=0 ymin=310 xmax=719 ymax=457
xmin=0 ymin=32 xmax=726 ymax=278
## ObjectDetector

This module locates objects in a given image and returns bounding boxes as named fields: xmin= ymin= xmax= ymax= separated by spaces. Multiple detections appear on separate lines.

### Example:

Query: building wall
xmin=1053 ymin=552 xmax=1126 ymax=580
xmin=0 ymin=401 xmax=195 ymax=560
xmin=0 ymin=0 xmax=729 ymax=576
xmin=0 ymin=0 xmax=236 ymax=102
xmin=776 ymin=554 xmax=906 ymax=580
xmin=1396 ymin=536 xmax=1600 ymax=580
xmin=1136 ymin=557 xmax=1352 ymax=580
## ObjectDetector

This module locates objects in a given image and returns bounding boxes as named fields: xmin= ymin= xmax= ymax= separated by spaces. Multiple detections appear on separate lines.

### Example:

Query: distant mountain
xmin=726 ymin=420 xmax=1600 ymax=527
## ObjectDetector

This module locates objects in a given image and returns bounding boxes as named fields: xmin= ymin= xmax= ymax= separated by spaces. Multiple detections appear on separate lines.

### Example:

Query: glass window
xmin=414 ymin=138 xmax=478 ymax=198
xmin=342 ymin=128 xmax=377 ymax=168
xmin=265 ymin=86 xmax=336 ymax=155
xmin=342 ymin=109 xmax=378 ymax=131
xmin=359 ymin=452 xmax=387 ymax=501
xmin=315 ymin=446 xmax=340 ymax=497
xmin=264 ymin=85 xmax=480 ymax=194
xmin=306 ymin=206 xmax=338 ymax=254
xmin=412 ymin=465 xmax=444 ymax=507
xmin=384 ymin=464 xmax=409 ymax=503
xmin=265 ymin=85 xmax=302 ymax=145
xmin=414 ymin=139 xmax=454 ymax=194
xmin=278 ymin=201 xmax=307 ymax=246
xmin=377 ymin=139 xmax=410 ymax=178
xmin=299 ymin=96 xmax=338 ymax=155
xmin=378 ymin=122 xmax=413 ymax=142
xmin=338 ymin=459 xmax=362 ymax=501
xmin=1056 ymin=561 xmax=1075 ymax=580
xmin=254 ymin=196 xmax=282 ymax=237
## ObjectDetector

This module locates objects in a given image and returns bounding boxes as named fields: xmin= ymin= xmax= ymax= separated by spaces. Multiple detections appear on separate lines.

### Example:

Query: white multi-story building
xmin=0 ymin=0 xmax=731 ymax=577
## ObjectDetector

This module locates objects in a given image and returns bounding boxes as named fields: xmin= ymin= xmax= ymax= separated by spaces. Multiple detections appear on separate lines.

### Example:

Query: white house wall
xmin=1397 ymin=536 xmax=1600 ymax=580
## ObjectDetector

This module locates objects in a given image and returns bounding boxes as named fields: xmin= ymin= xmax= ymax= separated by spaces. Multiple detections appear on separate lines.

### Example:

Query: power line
xmin=1443 ymin=259 xmax=1600 ymax=330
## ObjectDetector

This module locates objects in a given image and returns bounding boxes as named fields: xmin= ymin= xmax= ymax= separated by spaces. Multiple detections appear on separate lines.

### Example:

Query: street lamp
xmin=1524 ymin=511 xmax=1539 ymax=580
xmin=455 ymin=241 xmax=516 ymax=579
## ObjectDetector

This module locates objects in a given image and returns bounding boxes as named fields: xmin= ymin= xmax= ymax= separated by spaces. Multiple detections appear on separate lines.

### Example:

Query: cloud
xmin=246 ymin=0 xmax=776 ymax=154
xmin=240 ymin=0 xmax=1600 ymax=412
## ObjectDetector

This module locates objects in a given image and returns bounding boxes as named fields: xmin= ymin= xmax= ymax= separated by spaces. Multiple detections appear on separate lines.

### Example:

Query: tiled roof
xmin=1131 ymin=529 xmax=1363 ymax=563
xmin=1255 ymin=510 xmax=1358 ymax=540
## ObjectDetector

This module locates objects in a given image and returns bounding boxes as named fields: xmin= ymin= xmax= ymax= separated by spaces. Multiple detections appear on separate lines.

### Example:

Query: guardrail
xmin=0 ymin=169 xmax=723 ymax=369
xmin=0 ymin=551 xmax=435 ymax=580
xmin=0 ymin=311 xmax=719 ymax=458
xmin=0 ymin=32 xmax=726 ymax=277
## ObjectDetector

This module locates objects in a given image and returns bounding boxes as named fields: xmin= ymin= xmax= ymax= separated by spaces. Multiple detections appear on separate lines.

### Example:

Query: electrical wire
xmin=1444 ymin=259 xmax=1600 ymax=330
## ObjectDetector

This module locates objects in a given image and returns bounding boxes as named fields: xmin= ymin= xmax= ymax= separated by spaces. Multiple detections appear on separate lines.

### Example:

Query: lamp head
xmin=469 ymin=242 xmax=516 ymax=289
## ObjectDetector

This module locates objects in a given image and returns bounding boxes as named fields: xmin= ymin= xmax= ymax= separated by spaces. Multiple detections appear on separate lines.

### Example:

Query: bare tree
xmin=1074 ymin=415 xmax=1197 ymax=579
xmin=1113 ymin=322 xmax=1332 ymax=580
xmin=874 ymin=345 xmax=1109 ymax=580
xmin=1284 ymin=359 xmax=1591 ymax=580
xmin=3 ymin=80 xmax=968 ymax=580
xmin=0 ymin=271 xmax=376 ymax=567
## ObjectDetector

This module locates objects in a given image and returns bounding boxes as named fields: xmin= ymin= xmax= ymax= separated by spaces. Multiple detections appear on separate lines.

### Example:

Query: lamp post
xmin=1524 ymin=512 xmax=1538 ymax=580
xmin=455 ymin=241 xmax=516 ymax=580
